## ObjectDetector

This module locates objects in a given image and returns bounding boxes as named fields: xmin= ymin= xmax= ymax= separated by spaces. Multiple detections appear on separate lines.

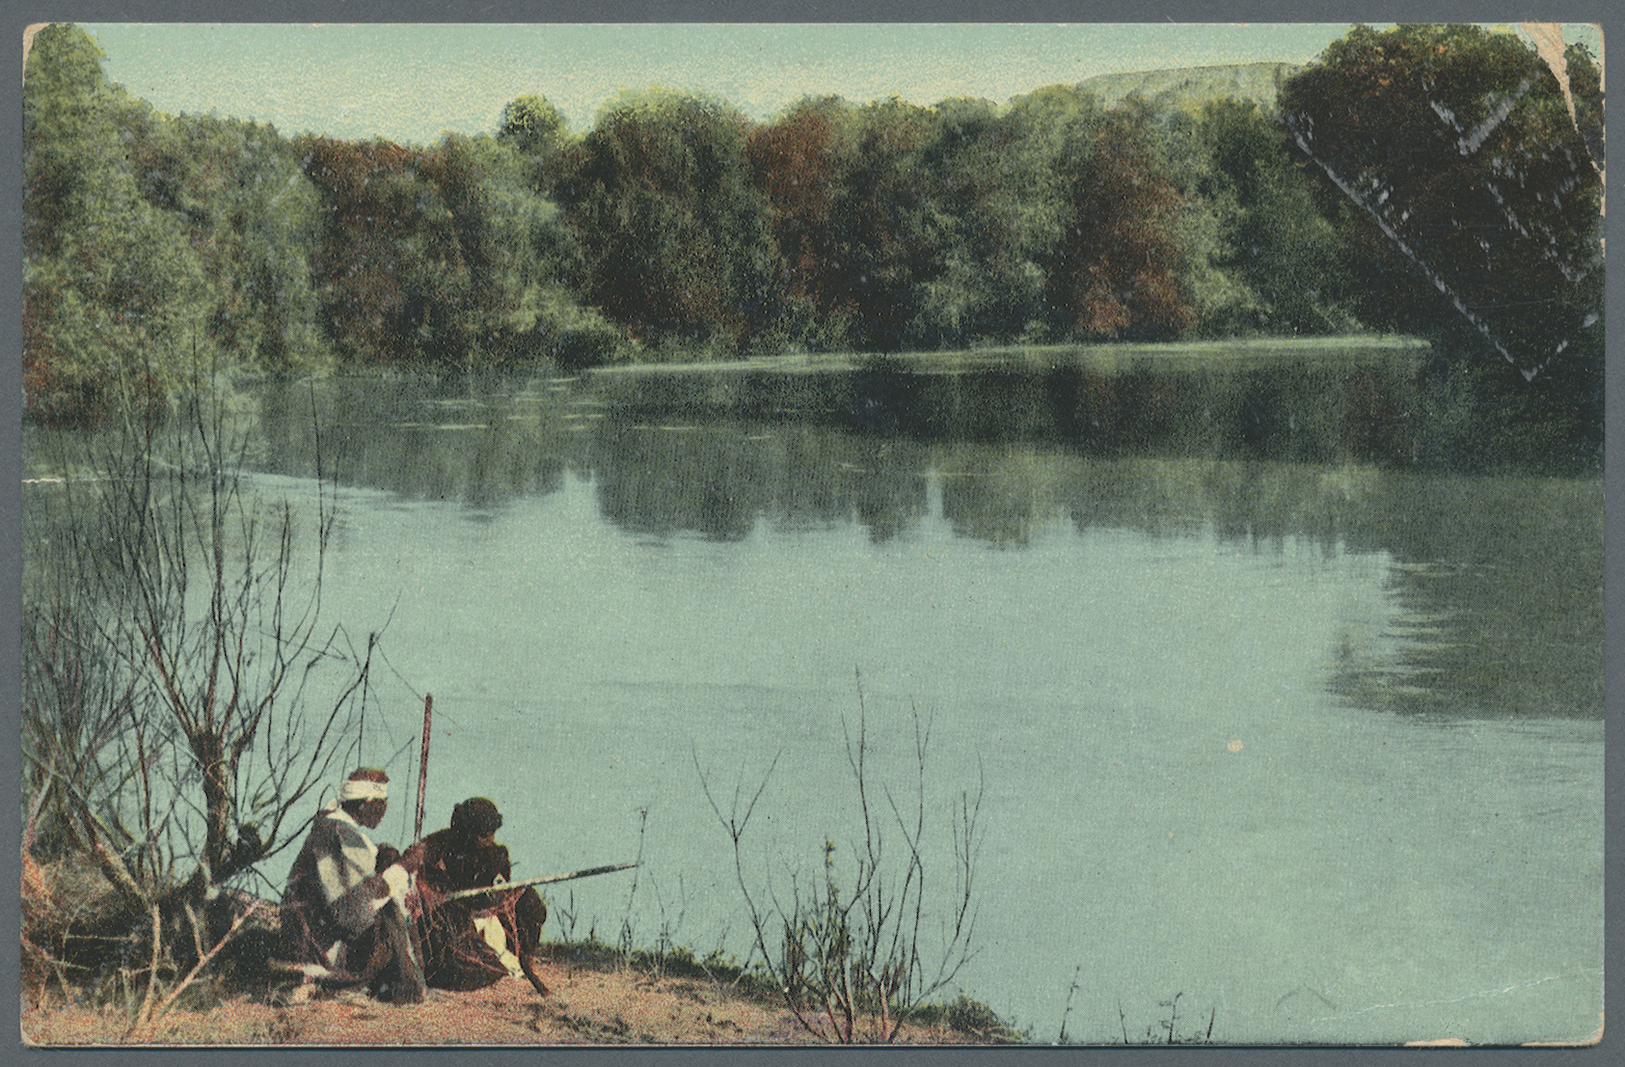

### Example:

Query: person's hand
xmin=374 ymin=844 xmax=401 ymax=874
xmin=398 ymin=841 xmax=427 ymax=874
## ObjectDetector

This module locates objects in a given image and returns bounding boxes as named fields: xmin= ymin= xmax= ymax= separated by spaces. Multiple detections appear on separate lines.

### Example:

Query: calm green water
xmin=30 ymin=372 xmax=1604 ymax=1043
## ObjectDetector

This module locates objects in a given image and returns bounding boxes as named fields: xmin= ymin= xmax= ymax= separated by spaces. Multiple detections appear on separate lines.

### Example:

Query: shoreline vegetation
xmin=20 ymin=21 xmax=1604 ymax=1046
xmin=27 ymin=688 xmax=1017 ymax=1045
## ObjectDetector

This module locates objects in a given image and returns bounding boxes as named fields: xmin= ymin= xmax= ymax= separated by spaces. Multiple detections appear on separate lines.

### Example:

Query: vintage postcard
xmin=18 ymin=21 xmax=1604 ymax=1047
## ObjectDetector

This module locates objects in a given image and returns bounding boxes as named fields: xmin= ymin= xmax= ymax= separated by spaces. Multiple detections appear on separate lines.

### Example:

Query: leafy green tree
xmin=500 ymin=93 xmax=568 ymax=149
xmin=753 ymin=94 xmax=1017 ymax=352
xmin=23 ymin=24 xmax=217 ymax=425
xmin=834 ymin=98 xmax=952 ymax=351
xmin=1194 ymin=98 xmax=1354 ymax=335
xmin=281 ymin=127 xmax=619 ymax=371
xmin=909 ymin=96 xmax=1049 ymax=347
xmin=562 ymin=90 xmax=776 ymax=353
xmin=752 ymin=87 xmax=1201 ymax=350
xmin=747 ymin=96 xmax=863 ymax=349
xmin=1082 ymin=108 xmax=1194 ymax=339
xmin=121 ymin=105 xmax=329 ymax=370
xmin=1003 ymin=86 xmax=1194 ymax=341
xmin=752 ymin=94 xmax=996 ymax=353
xmin=298 ymin=136 xmax=478 ymax=366
xmin=1117 ymin=96 xmax=1260 ymax=338
xmin=427 ymin=132 xmax=622 ymax=367
xmin=497 ymin=93 xmax=574 ymax=194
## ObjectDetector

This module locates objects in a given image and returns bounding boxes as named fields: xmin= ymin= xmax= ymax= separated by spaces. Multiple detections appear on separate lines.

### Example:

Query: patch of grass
xmin=908 ymin=993 xmax=1020 ymax=1041
xmin=538 ymin=936 xmax=778 ymax=1000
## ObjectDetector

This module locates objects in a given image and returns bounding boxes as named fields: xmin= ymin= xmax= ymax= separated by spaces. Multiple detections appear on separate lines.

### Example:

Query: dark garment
xmin=417 ymin=829 xmax=547 ymax=991
xmin=346 ymin=901 xmax=428 ymax=1003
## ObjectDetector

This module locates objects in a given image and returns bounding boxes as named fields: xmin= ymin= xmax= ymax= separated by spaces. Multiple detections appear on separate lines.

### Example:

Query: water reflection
xmin=254 ymin=375 xmax=576 ymax=510
xmin=772 ymin=432 xmax=928 ymax=544
xmin=242 ymin=375 xmax=1601 ymax=720
xmin=1329 ymin=474 xmax=1603 ymax=718
xmin=597 ymin=347 xmax=1421 ymax=466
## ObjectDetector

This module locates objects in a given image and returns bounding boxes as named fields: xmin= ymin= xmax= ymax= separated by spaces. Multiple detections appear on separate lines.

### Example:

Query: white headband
xmin=338 ymin=778 xmax=388 ymax=802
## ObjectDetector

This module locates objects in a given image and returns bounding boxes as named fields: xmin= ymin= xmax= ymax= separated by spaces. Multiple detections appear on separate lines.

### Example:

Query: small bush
xmin=946 ymin=993 xmax=1007 ymax=1036
xmin=699 ymin=673 xmax=985 ymax=1043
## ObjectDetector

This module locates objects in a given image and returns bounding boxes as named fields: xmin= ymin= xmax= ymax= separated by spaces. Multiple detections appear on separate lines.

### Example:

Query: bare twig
xmin=1058 ymin=964 xmax=1082 ymax=1044
xmin=132 ymin=904 xmax=163 ymax=1029
xmin=125 ymin=901 xmax=260 ymax=1042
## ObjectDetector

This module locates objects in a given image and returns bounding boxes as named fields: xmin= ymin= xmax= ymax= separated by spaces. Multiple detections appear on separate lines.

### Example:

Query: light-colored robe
xmin=284 ymin=804 xmax=411 ymax=970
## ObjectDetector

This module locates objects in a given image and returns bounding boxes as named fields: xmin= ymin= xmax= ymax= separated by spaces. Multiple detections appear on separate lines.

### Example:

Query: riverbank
xmin=592 ymin=335 xmax=1432 ymax=378
xmin=22 ymin=939 xmax=1016 ymax=1047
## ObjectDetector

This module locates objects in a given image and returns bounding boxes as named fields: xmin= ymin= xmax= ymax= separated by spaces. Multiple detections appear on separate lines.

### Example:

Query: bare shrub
xmin=698 ymin=672 xmax=985 ymax=1043
xmin=21 ymin=371 xmax=376 ymax=1021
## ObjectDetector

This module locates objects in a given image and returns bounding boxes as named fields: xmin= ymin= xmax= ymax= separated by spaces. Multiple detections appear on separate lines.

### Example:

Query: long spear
xmin=439 ymin=862 xmax=639 ymax=902
xmin=414 ymin=693 xmax=433 ymax=841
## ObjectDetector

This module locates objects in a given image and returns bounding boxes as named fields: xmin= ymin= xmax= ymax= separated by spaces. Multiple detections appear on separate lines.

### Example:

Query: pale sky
xmin=75 ymin=23 xmax=1601 ymax=146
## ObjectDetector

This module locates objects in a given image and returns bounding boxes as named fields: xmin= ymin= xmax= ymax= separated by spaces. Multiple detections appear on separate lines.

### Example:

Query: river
xmin=33 ymin=367 xmax=1605 ymax=1044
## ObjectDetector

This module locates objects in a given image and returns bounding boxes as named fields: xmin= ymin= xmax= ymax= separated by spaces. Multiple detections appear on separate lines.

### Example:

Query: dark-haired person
xmin=418 ymin=797 xmax=549 ymax=994
xmin=281 ymin=767 xmax=427 ymax=1003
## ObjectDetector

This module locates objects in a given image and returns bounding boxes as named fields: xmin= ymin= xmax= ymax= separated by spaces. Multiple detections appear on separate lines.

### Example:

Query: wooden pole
xmin=440 ymin=862 xmax=638 ymax=902
xmin=414 ymin=693 xmax=433 ymax=842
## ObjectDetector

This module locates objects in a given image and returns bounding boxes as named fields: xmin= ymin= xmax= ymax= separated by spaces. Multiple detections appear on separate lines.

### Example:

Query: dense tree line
xmin=24 ymin=24 xmax=1603 ymax=453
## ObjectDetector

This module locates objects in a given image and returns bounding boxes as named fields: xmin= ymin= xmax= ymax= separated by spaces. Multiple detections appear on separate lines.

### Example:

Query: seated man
xmin=281 ymin=767 xmax=427 ymax=1003
xmin=417 ymin=797 xmax=549 ymax=994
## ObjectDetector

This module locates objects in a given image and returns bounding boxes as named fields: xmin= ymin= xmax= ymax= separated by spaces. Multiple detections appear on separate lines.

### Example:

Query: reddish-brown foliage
xmin=748 ymin=99 xmax=851 ymax=315
xmin=298 ymin=137 xmax=470 ymax=364
xmin=1050 ymin=113 xmax=1195 ymax=341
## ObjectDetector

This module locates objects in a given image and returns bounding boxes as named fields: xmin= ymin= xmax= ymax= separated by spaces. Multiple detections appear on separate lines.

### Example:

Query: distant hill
xmin=1078 ymin=62 xmax=1302 ymax=112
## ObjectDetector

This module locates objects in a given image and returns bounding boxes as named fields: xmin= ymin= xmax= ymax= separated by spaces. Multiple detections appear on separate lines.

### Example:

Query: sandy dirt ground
xmin=21 ymin=950 xmax=1004 ymax=1047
